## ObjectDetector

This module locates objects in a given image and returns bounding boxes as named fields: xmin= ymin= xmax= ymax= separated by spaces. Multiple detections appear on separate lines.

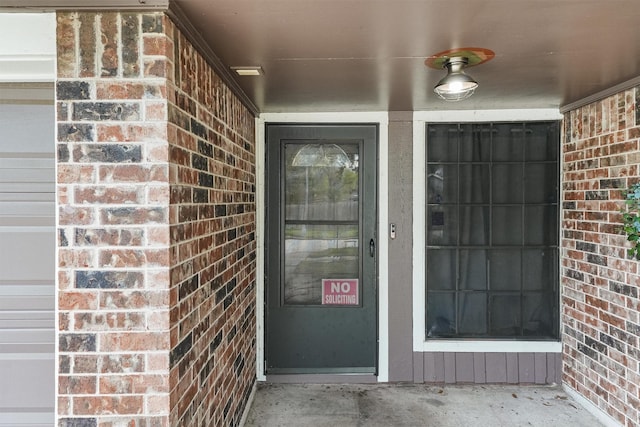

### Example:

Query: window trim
xmin=412 ymin=109 xmax=563 ymax=353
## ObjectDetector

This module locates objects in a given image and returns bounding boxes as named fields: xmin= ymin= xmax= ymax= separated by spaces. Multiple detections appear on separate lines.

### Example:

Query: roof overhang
xmin=0 ymin=0 xmax=168 ymax=10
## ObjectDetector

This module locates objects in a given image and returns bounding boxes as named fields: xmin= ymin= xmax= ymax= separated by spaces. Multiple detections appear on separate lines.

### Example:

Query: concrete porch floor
xmin=244 ymin=383 xmax=603 ymax=427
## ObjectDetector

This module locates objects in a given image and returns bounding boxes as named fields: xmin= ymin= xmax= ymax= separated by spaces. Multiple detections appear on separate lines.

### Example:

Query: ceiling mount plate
xmin=425 ymin=47 xmax=495 ymax=69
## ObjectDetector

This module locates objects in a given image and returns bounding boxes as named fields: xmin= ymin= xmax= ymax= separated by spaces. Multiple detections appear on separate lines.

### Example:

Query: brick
xmin=563 ymin=87 xmax=640 ymax=426
xmin=99 ymin=290 xmax=168 ymax=310
xmin=59 ymin=291 xmax=98 ymax=310
xmin=72 ymin=355 xmax=99 ymax=374
xmin=76 ymin=270 xmax=143 ymax=289
xmin=144 ymin=34 xmax=171 ymax=57
xmin=100 ymin=354 xmax=145 ymax=374
xmin=58 ymin=164 xmax=97 ymax=184
xmin=144 ymin=58 xmax=167 ymax=78
xmin=59 ymin=375 xmax=97 ymax=394
xmin=98 ymin=14 xmax=119 ymax=77
xmin=75 ymin=186 xmax=143 ymax=204
xmin=59 ymin=333 xmax=96 ymax=352
xmin=72 ymin=102 xmax=141 ymax=121
xmin=147 ymin=227 xmax=171 ymax=246
xmin=609 ymin=281 xmax=638 ymax=298
xmin=169 ymin=333 xmax=192 ymax=368
xmin=145 ymin=394 xmax=170 ymax=415
xmin=96 ymin=124 xmax=125 ymax=142
xmin=74 ymin=396 xmax=143 ymax=416
xmin=146 ymin=101 xmax=167 ymax=121
xmin=58 ymin=81 xmax=92 ymax=100
xmin=74 ymin=312 xmax=145 ymax=331
xmin=58 ymin=248 xmax=95 ymax=269
xmin=73 ymin=144 xmax=142 ymax=163
xmin=58 ymin=419 xmax=97 ymax=427
xmin=96 ymin=82 xmax=144 ymax=100
xmin=60 ymin=355 xmax=71 ymax=374
xmin=121 ymin=14 xmax=140 ymax=77
xmin=100 ymin=332 xmax=169 ymax=352
xmin=75 ymin=228 xmax=144 ymax=246
xmin=142 ymin=14 xmax=163 ymax=33
xmin=57 ymin=13 xmax=78 ymax=78
xmin=147 ymin=142 xmax=170 ymax=162
xmin=99 ymin=375 xmax=133 ymax=394
xmin=56 ymin=11 xmax=256 ymax=427
xmin=58 ymin=123 xmax=95 ymax=142
xmin=586 ymin=253 xmax=607 ymax=266
xmin=97 ymin=250 xmax=146 ymax=268
xmin=101 ymin=207 xmax=167 ymax=225
xmin=99 ymin=164 xmax=149 ymax=182
xmin=73 ymin=16 xmax=94 ymax=76
xmin=576 ymin=241 xmax=597 ymax=253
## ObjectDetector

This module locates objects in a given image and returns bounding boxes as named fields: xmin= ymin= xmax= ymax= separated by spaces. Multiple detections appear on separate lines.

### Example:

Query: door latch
xmin=369 ymin=238 xmax=376 ymax=257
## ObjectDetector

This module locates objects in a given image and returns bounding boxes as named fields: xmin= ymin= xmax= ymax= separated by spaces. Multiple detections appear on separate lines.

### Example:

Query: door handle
xmin=369 ymin=238 xmax=375 ymax=257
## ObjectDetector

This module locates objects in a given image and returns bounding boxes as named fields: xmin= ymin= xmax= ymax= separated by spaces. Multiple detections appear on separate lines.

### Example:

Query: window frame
xmin=412 ymin=110 xmax=563 ymax=353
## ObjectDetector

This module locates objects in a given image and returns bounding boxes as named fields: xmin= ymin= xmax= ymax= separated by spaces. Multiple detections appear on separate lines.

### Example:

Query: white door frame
xmin=256 ymin=112 xmax=389 ymax=382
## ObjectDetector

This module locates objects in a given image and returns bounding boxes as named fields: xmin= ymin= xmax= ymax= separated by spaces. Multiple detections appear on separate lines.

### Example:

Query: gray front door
xmin=265 ymin=124 xmax=378 ymax=374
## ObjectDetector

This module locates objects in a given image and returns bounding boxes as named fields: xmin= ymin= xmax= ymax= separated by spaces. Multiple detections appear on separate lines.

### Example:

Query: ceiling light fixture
xmin=434 ymin=57 xmax=477 ymax=101
xmin=426 ymin=47 xmax=495 ymax=102
xmin=231 ymin=66 xmax=263 ymax=76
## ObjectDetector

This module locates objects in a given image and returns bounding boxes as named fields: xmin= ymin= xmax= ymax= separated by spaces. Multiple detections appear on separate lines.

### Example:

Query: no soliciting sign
xmin=322 ymin=279 xmax=359 ymax=305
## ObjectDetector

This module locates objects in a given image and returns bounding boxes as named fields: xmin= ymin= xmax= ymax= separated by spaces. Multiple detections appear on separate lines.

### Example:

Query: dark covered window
xmin=425 ymin=122 xmax=559 ymax=340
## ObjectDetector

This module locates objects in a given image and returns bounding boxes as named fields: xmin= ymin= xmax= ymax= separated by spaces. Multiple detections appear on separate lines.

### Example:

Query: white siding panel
xmin=0 ymin=231 xmax=54 ymax=281
xmin=0 ymin=311 xmax=53 ymax=330
xmin=0 ymin=357 xmax=55 ymax=410
xmin=0 ymin=105 xmax=54 ymax=152
xmin=0 ymin=12 xmax=55 ymax=83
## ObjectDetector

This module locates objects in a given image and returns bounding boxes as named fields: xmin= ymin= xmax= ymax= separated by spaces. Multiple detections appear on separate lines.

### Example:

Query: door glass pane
xmin=492 ymin=164 xmax=522 ymax=204
xmin=459 ymin=124 xmax=490 ymax=162
xmin=525 ymin=122 xmax=558 ymax=161
xmin=524 ymin=206 xmax=557 ymax=245
xmin=427 ymin=249 xmax=456 ymax=290
xmin=426 ymin=292 xmax=455 ymax=337
xmin=492 ymin=206 xmax=522 ymax=245
xmin=525 ymin=163 xmax=557 ymax=203
xmin=523 ymin=249 xmax=556 ymax=290
xmin=489 ymin=249 xmax=521 ymax=291
xmin=459 ymin=206 xmax=489 ymax=245
xmin=459 ymin=250 xmax=487 ymax=290
xmin=427 ymin=124 xmax=458 ymax=162
xmin=492 ymin=123 xmax=524 ymax=161
xmin=427 ymin=205 xmax=458 ymax=246
xmin=523 ymin=292 xmax=555 ymax=336
xmin=490 ymin=294 xmax=521 ymax=336
xmin=285 ymin=143 xmax=359 ymax=221
xmin=459 ymin=165 xmax=490 ymax=203
xmin=459 ymin=292 xmax=487 ymax=335
xmin=427 ymin=164 xmax=457 ymax=203
xmin=284 ymin=224 xmax=359 ymax=305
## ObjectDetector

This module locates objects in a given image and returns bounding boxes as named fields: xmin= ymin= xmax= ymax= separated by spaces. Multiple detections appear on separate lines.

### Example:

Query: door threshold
xmin=264 ymin=373 xmax=378 ymax=384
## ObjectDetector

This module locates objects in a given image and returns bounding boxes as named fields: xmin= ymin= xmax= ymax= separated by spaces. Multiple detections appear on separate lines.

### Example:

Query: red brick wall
xmin=165 ymin=19 xmax=256 ymax=427
xmin=562 ymin=88 xmax=640 ymax=426
xmin=56 ymin=11 xmax=256 ymax=427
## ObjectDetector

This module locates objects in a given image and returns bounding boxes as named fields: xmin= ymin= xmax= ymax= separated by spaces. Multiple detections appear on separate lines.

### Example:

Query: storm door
xmin=265 ymin=124 xmax=378 ymax=374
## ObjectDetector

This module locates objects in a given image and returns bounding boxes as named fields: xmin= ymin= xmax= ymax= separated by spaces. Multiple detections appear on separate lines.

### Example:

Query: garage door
xmin=0 ymin=83 xmax=55 ymax=426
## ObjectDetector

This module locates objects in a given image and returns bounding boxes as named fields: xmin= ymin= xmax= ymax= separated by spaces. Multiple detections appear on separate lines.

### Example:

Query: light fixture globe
xmin=433 ymin=56 xmax=478 ymax=101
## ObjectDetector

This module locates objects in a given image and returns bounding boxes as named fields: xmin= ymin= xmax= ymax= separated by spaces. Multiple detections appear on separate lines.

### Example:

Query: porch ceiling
xmin=4 ymin=0 xmax=640 ymax=113
xmin=170 ymin=0 xmax=640 ymax=113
